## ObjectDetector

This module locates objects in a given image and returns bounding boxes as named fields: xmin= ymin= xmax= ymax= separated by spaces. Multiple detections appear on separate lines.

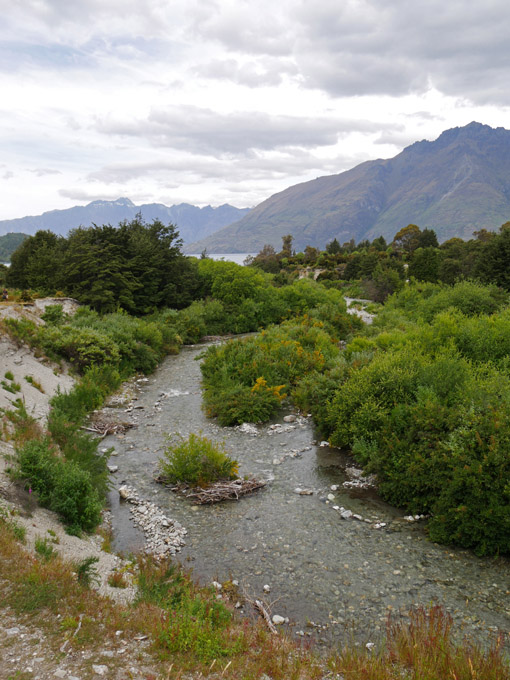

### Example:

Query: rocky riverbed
xmin=101 ymin=342 xmax=510 ymax=648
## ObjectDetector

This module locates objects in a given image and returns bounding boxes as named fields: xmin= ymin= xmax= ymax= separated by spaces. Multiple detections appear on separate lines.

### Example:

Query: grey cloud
xmin=293 ymin=0 xmax=510 ymax=104
xmin=191 ymin=0 xmax=510 ymax=105
xmin=30 ymin=168 xmax=62 ymax=177
xmin=96 ymin=106 xmax=398 ymax=156
xmin=3 ymin=170 xmax=14 ymax=180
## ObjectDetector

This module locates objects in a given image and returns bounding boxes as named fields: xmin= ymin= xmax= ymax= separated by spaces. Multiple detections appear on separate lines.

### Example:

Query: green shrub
xmin=41 ymin=304 xmax=67 ymax=325
xmin=34 ymin=536 xmax=57 ymax=561
xmin=159 ymin=433 xmax=238 ymax=486
xmin=75 ymin=556 xmax=100 ymax=587
xmin=16 ymin=438 xmax=103 ymax=533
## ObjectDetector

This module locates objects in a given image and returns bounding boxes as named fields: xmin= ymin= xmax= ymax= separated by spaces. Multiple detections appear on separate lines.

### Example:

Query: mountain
xmin=0 ymin=198 xmax=251 ymax=245
xmin=186 ymin=122 xmax=510 ymax=253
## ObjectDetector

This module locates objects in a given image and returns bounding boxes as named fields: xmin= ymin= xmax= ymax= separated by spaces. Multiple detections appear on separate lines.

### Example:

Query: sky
xmin=1 ymin=0 xmax=509 ymax=221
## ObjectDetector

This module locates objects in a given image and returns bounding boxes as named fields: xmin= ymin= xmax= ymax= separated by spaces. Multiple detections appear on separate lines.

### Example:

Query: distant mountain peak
xmin=188 ymin=122 xmax=510 ymax=252
xmin=0 ymin=199 xmax=250 ymax=245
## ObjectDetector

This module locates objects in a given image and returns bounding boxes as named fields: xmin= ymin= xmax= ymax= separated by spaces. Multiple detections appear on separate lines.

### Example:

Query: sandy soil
xmin=0 ymin=299 xmax=77 ymax=421
xmin=0 ymin=301 xmax=162 ymax=679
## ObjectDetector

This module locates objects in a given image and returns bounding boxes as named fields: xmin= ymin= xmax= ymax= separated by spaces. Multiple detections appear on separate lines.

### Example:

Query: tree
xmin=417 ymin=228 xmax=438 ymax=249
xmin=408 ymin=247 xmax=440 ymax=283
xmin=304 ymin=245 xmax=319 ymax=263
xmin=392 ymin=224 xmax=421 ymax=254
xmin=326 ymin=238 xmax=341 ymax=254
xmin=248 ymin=244 xmax=280 ymax=273
xmin=7 ymin=230 xmax=65 ymax=292
xmin=371 ymin=235 xmax=387 ymax=251
xmin=280 ymin=234 xmax=294 ymax=258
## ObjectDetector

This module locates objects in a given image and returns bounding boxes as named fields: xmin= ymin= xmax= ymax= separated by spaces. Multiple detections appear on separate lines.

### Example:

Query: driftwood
xmin=81 ymin=420 xmax=136 ymax=437
xmin=254 ymin=599 xmax=278 ymax=635
xmin=154 ymin=475 xmax=266 ymax=504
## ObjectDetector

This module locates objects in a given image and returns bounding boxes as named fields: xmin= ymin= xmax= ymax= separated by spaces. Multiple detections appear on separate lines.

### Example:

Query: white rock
xmin=263 ymin=584 xmax=271 ymax=593
xmin=92 ymin=666 xmax=108 ymax=676
xmin=330 ymin=484 xmax=338 ymax=491
xmin=327 ymin=493 xmax=335 ymax=501
xmin=340 ymin=509 xmax=353 ymax=520
xmin=272 ymin=614 xmax=286 ymax=625
xmin=319 ymin=440 xmax=329 ymax=447
xmin=212 ymin=581 xmax=222 ymax=591
xmin=107 ymin=465 xmax=119 ymax=473
xmin=283 ymin=414 xmax=296 ymax=422
xmin=366 ymin=642 xmax=375 ymax=651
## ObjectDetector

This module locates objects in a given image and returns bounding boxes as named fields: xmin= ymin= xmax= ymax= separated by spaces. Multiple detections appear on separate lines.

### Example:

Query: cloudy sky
xmin=1 ymin=0 xmax=509 ymax=220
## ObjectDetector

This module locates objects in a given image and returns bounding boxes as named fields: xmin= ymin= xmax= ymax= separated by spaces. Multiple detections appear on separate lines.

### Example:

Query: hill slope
xmin=0 ymin=199 xmax=250 ymax=246
xmin=187 ymin=122 xmax=510 ymax=252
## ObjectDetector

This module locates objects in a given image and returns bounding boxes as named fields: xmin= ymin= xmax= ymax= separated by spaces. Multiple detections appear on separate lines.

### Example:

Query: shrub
xmin=16 ymin=438 xmax=103 ymax=533
xmin=159 ymin=433 xmax=238 ymax=486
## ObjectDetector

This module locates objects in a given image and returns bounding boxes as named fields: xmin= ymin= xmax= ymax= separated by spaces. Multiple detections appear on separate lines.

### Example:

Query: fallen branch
xmin=82 ymin=420 xmax=136 ymax=436
xmin=154 ymin=476 xmax=266 ymax=504
xmin=254 ymin=599 xmax=278 ymax=635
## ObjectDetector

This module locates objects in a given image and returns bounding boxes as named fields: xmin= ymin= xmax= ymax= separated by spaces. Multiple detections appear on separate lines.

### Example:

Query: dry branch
xmin=154 ymin=476 xmax=266 ymax=504
xmin=254 ymin=599 xmax=278 ymax=635
xmin=82 ymin=420 xmax=136 ymax=437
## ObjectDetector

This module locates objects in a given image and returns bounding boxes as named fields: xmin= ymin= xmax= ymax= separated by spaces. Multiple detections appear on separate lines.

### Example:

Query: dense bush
xmin=159 ymin=433 xmax=238 ymax=486
xmin=320 ymin=282 xmax=510 ymax=555
xmin=16 ymin=438 xmax=102 ymax=533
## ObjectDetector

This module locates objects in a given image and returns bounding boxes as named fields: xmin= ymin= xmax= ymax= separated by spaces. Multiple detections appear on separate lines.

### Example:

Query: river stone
xmin=272 ymin=614 xmax=286 ymax=625
xmin=283 ymin=414 xmax=296 ymax=422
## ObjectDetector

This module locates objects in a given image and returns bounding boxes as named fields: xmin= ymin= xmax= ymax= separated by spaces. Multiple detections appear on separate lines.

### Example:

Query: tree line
xmin=6 ymin=215 xmax=201 ymax=313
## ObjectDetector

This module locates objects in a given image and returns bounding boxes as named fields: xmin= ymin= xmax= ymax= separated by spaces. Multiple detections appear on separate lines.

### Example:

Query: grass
xmin=24 ymin=375 xmax=45 ymax=392
xmin=34 ymin=536 xmax=57 ymax=561
xmin=0 ymin=512 xmax=508 ymax=679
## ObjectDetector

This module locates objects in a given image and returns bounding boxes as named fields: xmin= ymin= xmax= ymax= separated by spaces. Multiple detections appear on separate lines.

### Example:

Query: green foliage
xmin=159 ymin=433 xmax=238 ymax=486
xmin=0 ymin=232 xmax=28 ymax=262
xmin=11 ymin=570 xmax=60 ymax=612
xmin=74 ymin=556 xmax=100 ymax=587
xmin=7 ymin=217 xmax=202 ymax=313
xmin=323 ymin=282 xmax=510 ymax=555
xmin=201 ymin=314 xmax=344 ymax=425
xmin=159 ymin=593 xmax=243 ymax=662
xmin=16 ymin=438 xmax=102 ymax=533
xmin=34 ymin=536 xmax=57 ymax=561
xmin=41 ymin=304 xmax=67 ymax=325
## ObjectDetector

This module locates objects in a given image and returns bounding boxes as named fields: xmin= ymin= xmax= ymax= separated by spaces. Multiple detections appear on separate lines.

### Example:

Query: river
xmin=103 ymin=341 xmax=510 ymax=647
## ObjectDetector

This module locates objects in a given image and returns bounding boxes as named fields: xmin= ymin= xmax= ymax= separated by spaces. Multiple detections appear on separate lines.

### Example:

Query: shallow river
xmin=104 ymin=342 xmax=509 ymax=647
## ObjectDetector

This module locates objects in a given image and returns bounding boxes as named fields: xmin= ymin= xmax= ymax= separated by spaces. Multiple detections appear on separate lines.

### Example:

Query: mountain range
xmin=0 ymin=198 xmax=251 ymax=245
xmin=186 ymin=122 xmax=510 ymax=253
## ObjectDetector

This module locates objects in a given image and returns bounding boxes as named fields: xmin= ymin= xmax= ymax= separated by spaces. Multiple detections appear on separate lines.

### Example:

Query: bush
xmin=16 ymin=438 xmax=102 ymax=533
xmin=159 ymin=433 xmax=238 ymax=486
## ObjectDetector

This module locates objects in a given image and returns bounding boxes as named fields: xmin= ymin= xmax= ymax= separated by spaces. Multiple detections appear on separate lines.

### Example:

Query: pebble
xmin=92 ymin=665 xmax=108 ymax=676
xmin=117 ymin=485 xmax=187 ymax=558
xmin=263 ymin=584 xmax=271 ymax=593
xmin=327 ymin=493 xmax=335 ymax=501
xmin=283 ymin=414 xmax=296 ymax=423
xmin=107 ymin=465 xmax=119 ymax=473
xmin=272 ymin=615 xmax=286 ymax=625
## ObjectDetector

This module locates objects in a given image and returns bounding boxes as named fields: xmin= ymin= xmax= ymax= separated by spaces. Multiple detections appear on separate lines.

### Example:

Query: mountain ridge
xmin=0 ymin=199 xmax=251 ymax=246
xmin=186 ymin=122 xmax=510 ymax=253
